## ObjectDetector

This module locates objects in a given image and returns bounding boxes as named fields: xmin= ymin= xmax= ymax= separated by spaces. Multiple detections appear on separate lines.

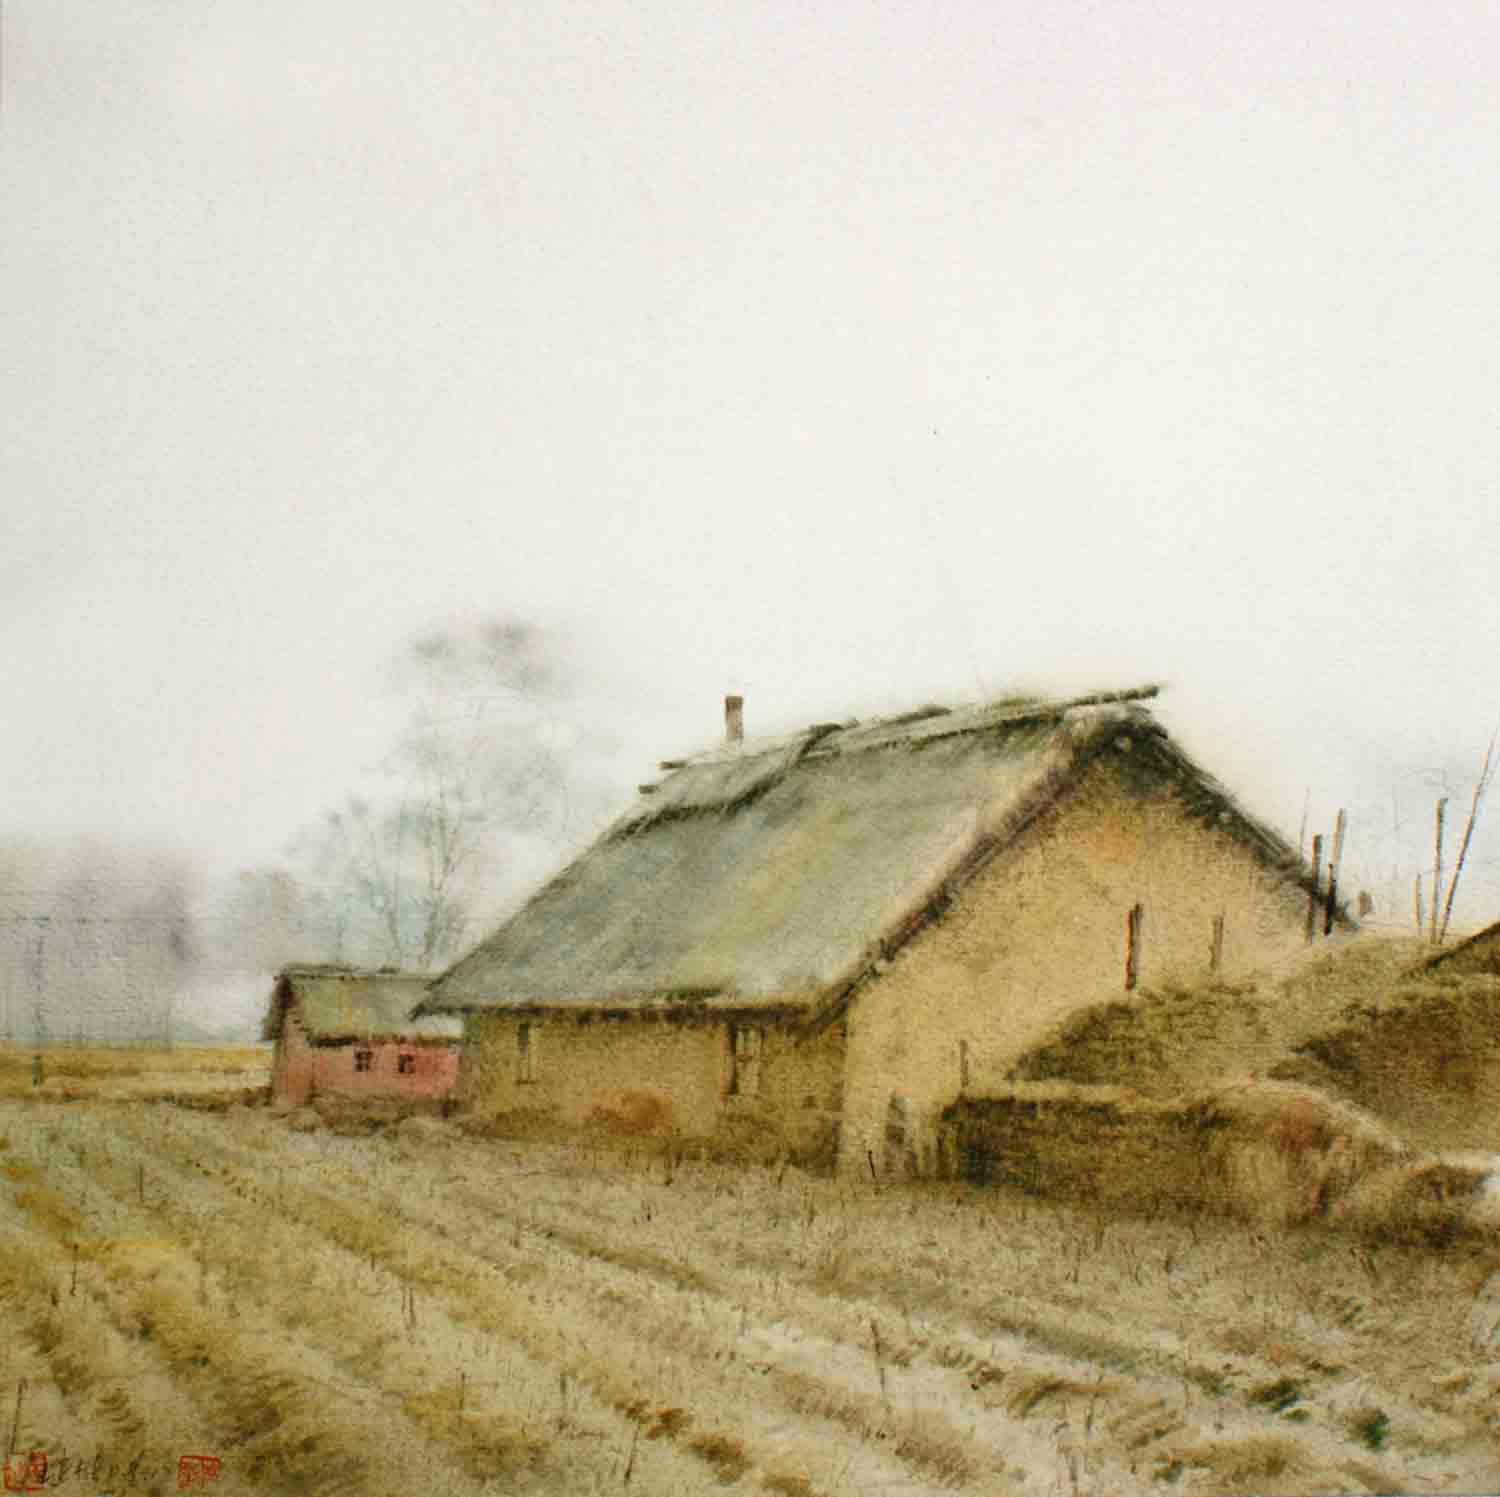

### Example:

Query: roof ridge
xmin=665 ymin=682 xmax=1163 ymax=768
xmin=276 ymin=966 xmax=432 ymax=987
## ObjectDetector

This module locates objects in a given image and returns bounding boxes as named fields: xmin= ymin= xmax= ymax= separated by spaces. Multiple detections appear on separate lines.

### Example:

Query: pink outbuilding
xmin=263 ymin=965 xmax=462 ymax=1114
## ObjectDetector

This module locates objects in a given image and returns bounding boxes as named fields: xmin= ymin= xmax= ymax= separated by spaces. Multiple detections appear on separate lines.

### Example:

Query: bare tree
xmin=293 ymin=615 xmax=574 ymax=971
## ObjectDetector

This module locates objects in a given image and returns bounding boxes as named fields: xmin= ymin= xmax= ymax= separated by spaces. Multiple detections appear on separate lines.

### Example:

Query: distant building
xmin=419 ymin=687 xmax=1330 ymax=1174
xmin=263 ymin=966 xmax=461 ymax=1113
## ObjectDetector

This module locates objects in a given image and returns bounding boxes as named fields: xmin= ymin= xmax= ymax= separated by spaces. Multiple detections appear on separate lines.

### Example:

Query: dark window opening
xmin=396 ymin=1053 xmax=415 ymax=1075
xmin=1126 ymin=902 xmax=1145 ymax=990
xmin=354 ymin=1050 xmax=373 ymax=1073
xmin=727 ymin=1024 xmax=764 ymax=1097
xmin=517 ymin=1021 xmax=535 ymax=1083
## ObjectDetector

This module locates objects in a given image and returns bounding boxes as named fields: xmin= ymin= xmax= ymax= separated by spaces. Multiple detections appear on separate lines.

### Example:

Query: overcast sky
xmin=6 ymin=0 xmax=1500 ymax=930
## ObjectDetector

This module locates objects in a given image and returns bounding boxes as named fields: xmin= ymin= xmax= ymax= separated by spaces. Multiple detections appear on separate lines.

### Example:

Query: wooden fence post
xmin=1324 ymin=809 xmax=1346 ymax=936
xmin=1306 ymin=835 xmax=1323 ymax=944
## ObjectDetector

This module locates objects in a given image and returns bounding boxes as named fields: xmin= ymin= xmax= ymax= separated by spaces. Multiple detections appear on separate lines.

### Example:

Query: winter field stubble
xmin=2 ymin=1090 xmax=1499 ymax=1496
xmin=0 ymin=1047 xmax=270 ymax=1103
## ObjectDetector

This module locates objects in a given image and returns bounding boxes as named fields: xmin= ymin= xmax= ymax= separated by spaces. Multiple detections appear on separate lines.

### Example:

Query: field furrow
xmin=1 ymin=1163 xmax=239 ymax=1495
xmin=187 ymin=1114 xmax=1154 ymax=1487
xmin=2 ymin=1114 xmax=565 ymax=1496
xmin=105 ymin=1106 xmax=1473 ymax=1495
xmin=100 ymin=1106 xmax=983 ymax=1495
xmin=7 ymin=1098 xmax=1500 ymax=1496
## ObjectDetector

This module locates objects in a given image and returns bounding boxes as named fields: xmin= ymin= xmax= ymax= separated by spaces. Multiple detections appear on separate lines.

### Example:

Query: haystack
xmin=1292 ymin=971 xmax=1500 ymax=1153
xmin=1006 ymin=936 xmax=1433 ymax=1101
xmin=1329 ymin=1153 xmax=1500 ymax=1243
xmin=1187 ymin=1081 xmax=1408 ymax=1226
xmin=943 ymin=1079 xmax=1408 ymax=1226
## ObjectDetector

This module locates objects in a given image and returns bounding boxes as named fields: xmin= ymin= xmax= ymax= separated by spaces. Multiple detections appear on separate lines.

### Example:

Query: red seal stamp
xmin=2 ymin=1452 xmax=46 ymax=1494
xmin=177 ymin=1454 xmax=221 ymax=1488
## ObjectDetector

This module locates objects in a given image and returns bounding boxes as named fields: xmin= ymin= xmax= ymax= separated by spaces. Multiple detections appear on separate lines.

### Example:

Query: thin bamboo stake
xmin=1439 ymin=730 xmax=1499 ymax=945
xmin=8 ymin=1378 xmax=25 ymax=1457
xmin=1306 ymin=835 xmax=1323 ymax=944
xmin=1430 ymin=799 xmax=1448 ymax=945
xmin=1324 ymin=809 xmax=1347 ymax=936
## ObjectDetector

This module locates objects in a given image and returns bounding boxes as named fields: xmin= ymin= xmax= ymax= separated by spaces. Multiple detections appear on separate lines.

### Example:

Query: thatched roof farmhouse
xmin=421 ymin=687 xmax=1327 ymax=1174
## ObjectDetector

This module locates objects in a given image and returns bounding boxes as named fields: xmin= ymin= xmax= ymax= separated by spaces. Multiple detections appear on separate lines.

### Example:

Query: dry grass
xmin=0 ymin=1045 xmax=270 ymax=1105
xmin=483 ymin=1092 xmax=833 ymax=1175
xmin=684 ymin=1431 xmax=751 ymax=1484
xmin=1002 ymin=933 xmax=1500 ymax=1174
xmin=0 ymin=1045 xmax=267 ymax=1080
xmin=759 ymin=1475 xmax=816 ymax=1497
xmin=5 ymin=1098 xmax=1500 ymax=1495
xmin=1007 ymin=935 xmax=1437 ymax=1097
xmin=948 ymin=931 xmax=1500 ymax=1254
xmin=1194 ymin=1079 xmax=1409 ymax=1225
xmin=1002 ymin=1371 xmax=1113 ymax=1417
xmin=1330 ymin=1156 xmax=1497 ymax=1243
xmin=1171 ymin=1432 xmax=1302 ymax=1488
xmin=400 ymin=1385 xmax=552 ymax=1479
xmin=0 ymin=1232 xmax=161 ymax=1457
xmin=5 ymin=1139 xmax=567 ymax=1495
xmin=946 ymin=1077 xmax=1416 ymax=1228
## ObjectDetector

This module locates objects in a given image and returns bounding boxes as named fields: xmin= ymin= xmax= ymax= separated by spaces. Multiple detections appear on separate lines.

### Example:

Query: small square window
xmin=396 ymin=1053 xmax=415 ymax=1075
xmin=354 ymin=1050 xmax=373 ymax=1073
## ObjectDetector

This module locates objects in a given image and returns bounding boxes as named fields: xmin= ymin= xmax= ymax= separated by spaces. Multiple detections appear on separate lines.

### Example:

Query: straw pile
xmin=1006 ymin=935 xmax=1500 ymax=1156
xmin=943 ymin=1079 xmax=1410 ymax=1227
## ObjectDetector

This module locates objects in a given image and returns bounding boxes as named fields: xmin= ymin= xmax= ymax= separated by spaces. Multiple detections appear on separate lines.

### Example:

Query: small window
xmin=354 ymin=1050 xmax=373 ymax=1073
xmin=727 ymin=1024 xmax=764 ymax=1097
xmin=396 ymin=1053 xmax=415 ymax=1075
xmin=517 ymin=1021 xmax=536 ymax=1083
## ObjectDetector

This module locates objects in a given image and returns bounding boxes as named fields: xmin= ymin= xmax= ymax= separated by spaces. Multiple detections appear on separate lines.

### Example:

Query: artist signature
xmin=3 ymin=1452 xmax=220 ymax=1491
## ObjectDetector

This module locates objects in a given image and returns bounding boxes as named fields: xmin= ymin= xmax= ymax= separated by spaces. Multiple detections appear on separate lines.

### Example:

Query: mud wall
xmin=841 ymin=751 xmax=1312 ymax=1176
xmin=462 ymin=1009 xmax=843 ymax=1163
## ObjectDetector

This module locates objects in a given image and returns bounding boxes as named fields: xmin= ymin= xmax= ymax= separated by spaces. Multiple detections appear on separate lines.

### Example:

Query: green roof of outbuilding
xmin=262 ymin=966 xmax=462 ymax=1043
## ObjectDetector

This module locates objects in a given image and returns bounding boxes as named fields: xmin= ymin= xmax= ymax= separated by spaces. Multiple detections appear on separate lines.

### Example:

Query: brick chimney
xmin=724 ymin=694 xmax=744 ymax=746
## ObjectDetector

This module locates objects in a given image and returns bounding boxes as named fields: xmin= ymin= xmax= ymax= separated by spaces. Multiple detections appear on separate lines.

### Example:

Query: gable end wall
xmin=841 ymin=748 xmax=1311 ymax=1174
xmin=271 ymin=1009 xmax=315 ymax=1106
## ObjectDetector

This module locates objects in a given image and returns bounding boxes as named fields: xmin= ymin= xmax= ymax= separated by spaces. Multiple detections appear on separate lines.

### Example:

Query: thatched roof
xmin=422 ymin=686 xmax=1317 ymax=1022
xmin=262 ymin=965 xmax=462 ymax=1045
